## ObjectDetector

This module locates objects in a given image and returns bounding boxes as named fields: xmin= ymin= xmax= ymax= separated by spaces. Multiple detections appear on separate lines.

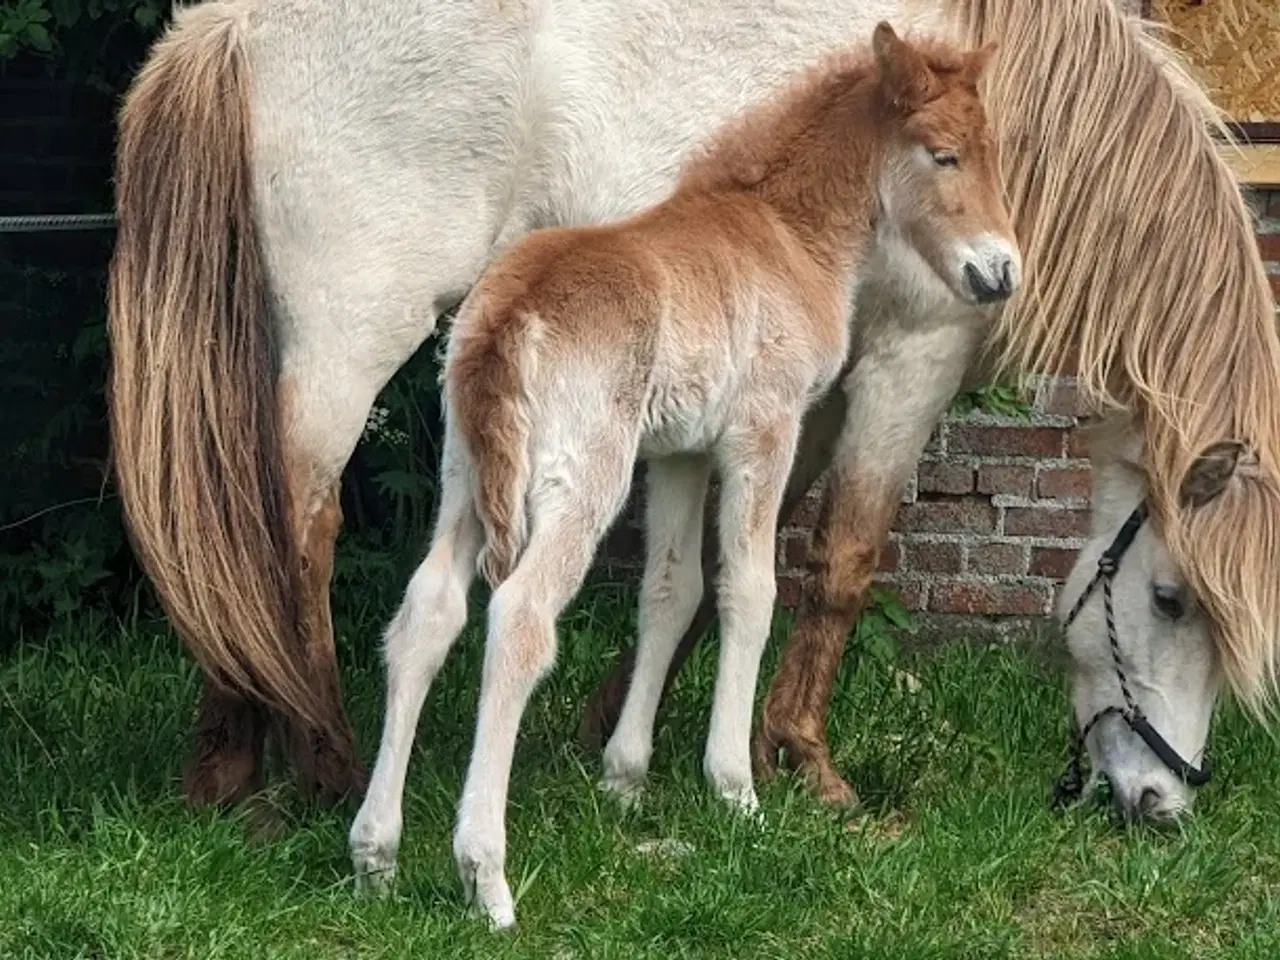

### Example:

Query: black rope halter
xmin=1050 ymin=500 xmax=1213 ymax=809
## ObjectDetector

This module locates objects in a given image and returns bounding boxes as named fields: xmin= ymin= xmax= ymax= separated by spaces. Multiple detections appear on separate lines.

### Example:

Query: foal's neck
xmin=748 ymin=77 xmax=886 ymax=276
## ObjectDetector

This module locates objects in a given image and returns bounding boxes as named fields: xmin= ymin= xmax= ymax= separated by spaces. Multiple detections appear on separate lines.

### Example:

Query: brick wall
xmin=603 ymin=188 xmax=1280 ymax=630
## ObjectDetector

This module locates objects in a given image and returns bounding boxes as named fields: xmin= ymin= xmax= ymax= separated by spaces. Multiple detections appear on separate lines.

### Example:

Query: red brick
xmin=949 ymin=425 xmax=1065 ymax=458
xmin=923 ymin=426 xmax=944 ymax=455
xmin=1067 ymin=428 xmax=1093 ymax=458
xmin=1030 ymin=546 xmax=1079 ymax=579
xmin=917 ymin=462 xmax=974 ymax=495
xmin=873 ymin=579 xmax=926 ymax=612
xmin=929 ymin=582 xmax=1051 ymax=616
xmin=896 ymin=500 xmax=997 ymax=534
xmin=1037 ymin=466 xmax=1092 ymax=501
xmin=1269 ymin=273 xmax=1280 ymax=303
xmin=777 ymin=575 xmax=803 ymax=608
xmin=791 ymin=491 xmax=823 ymax=527
xmin=1004 ymin=507 xmax=1091 ymax=539
xmin=878 ymin=540 xmax=900 ymax=573
xmin=977 ymin=465 xmax=1034 ymax=498
xmin=1258 ymin=233 xmax=1280 ymax=261
xmin=969 ymin=543 xmax=1027 ymax=575
xmin=782 ymin=532 xmax=810 ymax=569
xmin=905 ymin=540 xmax=963 ymax=574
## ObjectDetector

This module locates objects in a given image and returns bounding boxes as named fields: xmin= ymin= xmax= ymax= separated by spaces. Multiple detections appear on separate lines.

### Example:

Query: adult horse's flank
xmin=346 ymin=23 xmax=1014 ymax=927
xmin=108 ymin=0 xmax=1280 ymax=822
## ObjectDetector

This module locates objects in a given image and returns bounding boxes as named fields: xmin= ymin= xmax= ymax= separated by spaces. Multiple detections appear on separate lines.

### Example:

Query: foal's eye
xmin=930 ymin=149 xmax=959 ymax=168
xmin=1152 ymin=583 xmax=1187 ymax=621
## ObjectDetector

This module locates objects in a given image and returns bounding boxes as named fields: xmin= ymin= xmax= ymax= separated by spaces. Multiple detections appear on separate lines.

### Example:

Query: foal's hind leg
xmin=455 ymin=468 xmax=633 ymax=930
xmin=578 ymin=387 xmax=848 ymax=750
xmin=350 ymin=431 xmax=482 ymax=894
xmin=601 ymin=454 xmax=712 ymax=802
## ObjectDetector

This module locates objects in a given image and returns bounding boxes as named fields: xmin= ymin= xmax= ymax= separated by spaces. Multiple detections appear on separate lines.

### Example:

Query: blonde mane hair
xmin=946 ymin=0 xmax=1280 ymax=711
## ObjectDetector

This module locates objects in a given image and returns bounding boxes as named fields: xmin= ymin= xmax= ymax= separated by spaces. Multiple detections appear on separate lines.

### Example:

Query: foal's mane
xmin=949 ymin=0 xmax=1280 ymax=710
xmin=676 ymin=37 xmax=975 ymax=196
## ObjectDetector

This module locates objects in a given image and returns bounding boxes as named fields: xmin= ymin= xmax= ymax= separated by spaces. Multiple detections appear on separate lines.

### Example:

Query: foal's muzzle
xmin=964 ymin=256 xmax=1018 ymax=303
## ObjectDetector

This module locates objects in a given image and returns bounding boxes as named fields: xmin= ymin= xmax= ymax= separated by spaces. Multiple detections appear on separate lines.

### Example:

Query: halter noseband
xmin=1050 ymin=500 xmax=1213 ymax=809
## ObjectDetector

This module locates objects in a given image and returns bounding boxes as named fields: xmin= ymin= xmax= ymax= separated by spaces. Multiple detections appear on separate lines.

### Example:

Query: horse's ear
xmin=963 ymin=41 xmax=998 ymax=83
xmin=1180 ymin=441 xmax=1246 ymax=507
xmin=872 ymin=21 xmax=936 ymax=109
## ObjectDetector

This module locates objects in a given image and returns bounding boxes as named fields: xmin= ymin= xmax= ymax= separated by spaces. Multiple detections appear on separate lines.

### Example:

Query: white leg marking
xmin=350 ymin=435 xmax=480 ymax=894
xmin=454 ymin=477 xmax=629 ymax=929
xmin=601 ymin=455 xmax=710 ymax=804
xmin=703 ymin=422 xmax=798 ymax=816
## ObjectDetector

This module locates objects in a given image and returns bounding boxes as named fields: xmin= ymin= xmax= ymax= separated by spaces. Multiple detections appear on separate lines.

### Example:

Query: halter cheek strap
xmin=1051 ymin=500 xmax=1213 ymax=810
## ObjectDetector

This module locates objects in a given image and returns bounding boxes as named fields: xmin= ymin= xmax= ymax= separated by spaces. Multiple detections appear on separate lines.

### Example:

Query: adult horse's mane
xmin=949 ymin=0 xmax=1280 ymax=710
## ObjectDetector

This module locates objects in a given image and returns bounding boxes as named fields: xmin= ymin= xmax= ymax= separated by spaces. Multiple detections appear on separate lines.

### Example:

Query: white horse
xmin=108 ymin=0 xmax=1280 ymax=837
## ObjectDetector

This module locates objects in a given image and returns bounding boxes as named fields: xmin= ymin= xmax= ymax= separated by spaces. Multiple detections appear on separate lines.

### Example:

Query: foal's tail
xmin=107 ymin=5 xmax=326 ymax=731
xmin=448 ymin=297 xmax=536 ymax=586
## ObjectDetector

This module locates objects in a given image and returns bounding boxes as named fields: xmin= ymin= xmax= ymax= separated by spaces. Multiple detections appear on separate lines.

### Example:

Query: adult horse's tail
xmin=108 ymin=4 xmax=323 ymax=731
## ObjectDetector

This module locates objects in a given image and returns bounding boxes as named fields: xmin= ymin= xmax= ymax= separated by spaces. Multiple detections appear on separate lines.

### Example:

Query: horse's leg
xmin=350 ymin=426 xmax=482 ymax=893
xmin=274 ymin=471 xmax=364 ymax=805
xmin=702 ymin=416 xmax=801 ymax=811
xmin=753 ymin=323 xmax=979 ymax=806
xmin=184 ymin=682 xmax=268 ymax=807
xmin=246 ymin=131 xmax=509 ymax=802
xmin=600 ymin=454 xmax=712 ymax=803
xmin=455 ymin=465 xmax=633 ymax=930
xmin=577 ymin=387 xmax=848 ymax=749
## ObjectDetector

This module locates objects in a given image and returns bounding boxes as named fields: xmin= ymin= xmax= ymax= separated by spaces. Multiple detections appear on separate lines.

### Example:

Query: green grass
xmin=3 ymin=587 xmax=1280 ymax=959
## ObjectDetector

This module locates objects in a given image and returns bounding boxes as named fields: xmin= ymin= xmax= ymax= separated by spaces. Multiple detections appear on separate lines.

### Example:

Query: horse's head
xmin=869 ymin=22 xmax=1019 ymax=308
xmin=1059 ymin=423 xmax=1244 ymax=822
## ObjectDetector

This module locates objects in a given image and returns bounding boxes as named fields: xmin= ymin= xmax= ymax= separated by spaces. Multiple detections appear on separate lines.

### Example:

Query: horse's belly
xmin=638 ymin=376 xmax=732 ymax=459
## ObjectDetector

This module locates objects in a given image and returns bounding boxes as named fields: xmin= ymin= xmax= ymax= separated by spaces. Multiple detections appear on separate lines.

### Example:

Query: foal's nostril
xmin=964 ymin=261 xmax=1013 ymax=304
xmin=1000 ymin=258 xmax=1014 ymax=295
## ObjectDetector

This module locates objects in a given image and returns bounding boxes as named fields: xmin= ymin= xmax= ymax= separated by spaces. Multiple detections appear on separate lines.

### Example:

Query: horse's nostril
xmin=965 ymin=261 xmax=1013 ymax=303
xmin=1138 ymin=787 xmax=1162 ymax=816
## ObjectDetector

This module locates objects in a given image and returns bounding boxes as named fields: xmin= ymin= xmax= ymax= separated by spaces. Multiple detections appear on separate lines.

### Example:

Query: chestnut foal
xmin=349 ymin=22 xmax=1017 ymax=929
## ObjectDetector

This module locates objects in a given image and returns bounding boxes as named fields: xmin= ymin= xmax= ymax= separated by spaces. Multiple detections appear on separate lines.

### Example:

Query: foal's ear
xmin=872 ymin=21 xmax=937 ymax=109
xmin=962 ymin=41 xmax=998 ymax=84
xmin=1179 ymin=440 xmax=1246 ymax=507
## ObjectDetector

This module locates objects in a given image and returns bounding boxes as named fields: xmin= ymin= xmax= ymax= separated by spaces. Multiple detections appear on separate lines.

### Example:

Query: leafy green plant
xmin=0 ymin=0 xmax=163 ymax=59
xmin=949 ymin=379 xmax=1034 ymax=420
xmin=853 ymin=585 xmax=920 ymax=665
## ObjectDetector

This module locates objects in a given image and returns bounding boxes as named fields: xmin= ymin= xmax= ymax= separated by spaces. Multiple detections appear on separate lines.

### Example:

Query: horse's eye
xmin=931 ymin=149 xmax=959 ymax=168
xmin=1152 ymin=583 xmax=1186 ymax=621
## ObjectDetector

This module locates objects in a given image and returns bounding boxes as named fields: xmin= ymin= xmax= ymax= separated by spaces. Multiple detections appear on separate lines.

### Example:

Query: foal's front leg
xmin=577 ymin=388 xmax=848 ymax=750
xmin=703 ymin=419 xmax=800 ymax=811
xmin=601 ymin=454 xmax=712 ymax=803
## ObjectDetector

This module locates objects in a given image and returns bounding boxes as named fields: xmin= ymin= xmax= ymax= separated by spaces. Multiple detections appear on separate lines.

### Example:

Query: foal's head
xmin=870 ymin=23 xmax=1019 ymax=307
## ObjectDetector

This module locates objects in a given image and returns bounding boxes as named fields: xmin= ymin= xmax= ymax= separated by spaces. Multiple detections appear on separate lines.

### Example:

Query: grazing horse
xmin=108 ymin=0 xmax=1280 ymax=825
xmin=347 ymin=24 xmax=1015 ymax=928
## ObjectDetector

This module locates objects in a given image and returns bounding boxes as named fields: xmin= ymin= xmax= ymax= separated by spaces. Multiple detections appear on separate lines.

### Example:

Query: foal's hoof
xmin=598 ymin=774 xmax=645 ymax=812
xmin=458 ymin=857 xmax=516 ymax=931
xmin=350 ymin=843 xmax=398 ymax=898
